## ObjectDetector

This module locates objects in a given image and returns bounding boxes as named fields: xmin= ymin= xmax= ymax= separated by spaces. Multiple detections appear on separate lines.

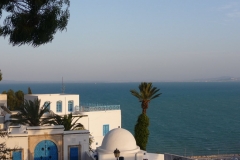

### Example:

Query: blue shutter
xmin=103 ymin=125 xmax=109 ymax=136
xmin=56 ymin=101 xmax=59 ymax=112
xmin=56 ymin=101 xmax=62 ymax=112
xmin=68 ymin=101 xmax=73 ymax=112
xmin=70 ymin=147 xmax=79 ymax=160
xmin=13 ymin=150 xmax=22 ymax=160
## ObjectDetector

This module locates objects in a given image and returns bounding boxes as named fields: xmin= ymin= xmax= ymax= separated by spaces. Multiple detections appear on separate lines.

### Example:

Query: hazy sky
xmin=1 ymin=0 xmax=240 ymax=82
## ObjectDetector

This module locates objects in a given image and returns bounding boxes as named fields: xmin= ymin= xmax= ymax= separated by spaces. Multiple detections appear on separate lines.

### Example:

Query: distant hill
xmin=193 ymin=76 xmax=240 ymax=82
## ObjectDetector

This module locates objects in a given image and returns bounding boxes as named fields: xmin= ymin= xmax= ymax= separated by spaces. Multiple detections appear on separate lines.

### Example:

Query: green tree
xmin=130 ymin=82 xmax=161 ymax=150
xmin=47 ymin=113 xmax=94 ymax=151
xmin=2 ymin=89 xmax=24 ymax=111
xmin=0 ymin=0 xmax=70 ymax=47
xmin=15 ymin=90 xmax=24 ymax=109
xmin=130 ymin=82 xmax=161 ymax=114
xmin=28 ymin=87 xmax=32 ymax=94
xmin=7 ymin=99 xmax=51 ymax=126
xmin=134 ymin=114 xmax=149 ymax=150
xmin=48 ymin=113 xmax=85 ymax=131
xmin=0 ymin=131 xmax=16 ymax=160
xmin=2 ymin=89 xmax=16 ymax=111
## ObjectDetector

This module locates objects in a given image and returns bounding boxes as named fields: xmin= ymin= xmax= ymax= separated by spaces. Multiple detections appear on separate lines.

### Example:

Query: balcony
xmin=79 ymin=104 xmax=120 ymax=112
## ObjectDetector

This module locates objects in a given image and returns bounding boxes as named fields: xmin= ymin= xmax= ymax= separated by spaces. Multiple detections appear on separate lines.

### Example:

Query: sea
xmin=0 ymin=82 xmax=240 ymax=156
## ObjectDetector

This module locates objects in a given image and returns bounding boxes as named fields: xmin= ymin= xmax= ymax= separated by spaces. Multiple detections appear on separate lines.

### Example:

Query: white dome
xmin=97 ymin=128 xmax=140 ymax=154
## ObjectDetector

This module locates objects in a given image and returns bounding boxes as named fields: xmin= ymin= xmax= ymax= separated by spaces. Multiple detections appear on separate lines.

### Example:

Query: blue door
xmin=12 ymin=150 xmax=22 ymax=160
xmin=70 ymin=147 xmax=79 ymax=160
xmin=34 ymin=140 xmax=58 ymax=160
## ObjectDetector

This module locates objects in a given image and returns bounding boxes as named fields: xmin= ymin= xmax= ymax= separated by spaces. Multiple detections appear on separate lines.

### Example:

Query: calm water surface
xmin=1 ymin=82 xmax=240 ymax=156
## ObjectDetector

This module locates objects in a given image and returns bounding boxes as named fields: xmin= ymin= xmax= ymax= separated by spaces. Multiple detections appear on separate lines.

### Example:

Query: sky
xmin=1 ymin=0 xmax=240 ymax=82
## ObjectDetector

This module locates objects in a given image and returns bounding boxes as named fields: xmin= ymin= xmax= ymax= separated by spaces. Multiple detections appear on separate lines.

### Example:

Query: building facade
xmin=24 ymin=94 xmax=79 ymax=115
xmin=24 ymin=94 xmax=121 ymax=150
xmin=1 ymin=125 xmax=90 ymax=160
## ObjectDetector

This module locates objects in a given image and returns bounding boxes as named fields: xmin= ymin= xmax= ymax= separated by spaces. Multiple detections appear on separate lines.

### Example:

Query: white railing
xmin=85 ymin=152 xmax=95 ymax=160
xmin=81 ymin=105 xmax=120 ymax=112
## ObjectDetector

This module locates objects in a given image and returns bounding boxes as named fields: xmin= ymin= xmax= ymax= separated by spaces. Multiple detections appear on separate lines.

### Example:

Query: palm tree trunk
xmin=141 ymin=101 xmax=149 ymax=114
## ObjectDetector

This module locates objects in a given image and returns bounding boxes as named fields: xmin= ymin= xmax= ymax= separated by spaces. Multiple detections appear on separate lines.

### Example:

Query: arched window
xmin=56 ymin=101 xmax=62 ymax=112
xmin=68 ymin=101 xmax=74 ymax=112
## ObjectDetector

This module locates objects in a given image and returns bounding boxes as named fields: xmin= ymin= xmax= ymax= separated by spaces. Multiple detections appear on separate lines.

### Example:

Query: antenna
xmin=61 ymin=77 xmax=65 ymax=93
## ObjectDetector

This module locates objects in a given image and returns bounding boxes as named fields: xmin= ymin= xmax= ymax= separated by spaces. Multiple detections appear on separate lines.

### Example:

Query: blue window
xmin=68 ymin=101 xmax=74 ymax=112
xmin=56 ymin=101 xmax=62 ymax=112
xmin=13 ymin=150 xmax=22 ymax=160
xmin=44 ymin=101 xmax=50 ymax=110
xmin=103 ymin=124 xmax=109 ymax=136
xmin=69 ymin=147 xmax=79 ymax=160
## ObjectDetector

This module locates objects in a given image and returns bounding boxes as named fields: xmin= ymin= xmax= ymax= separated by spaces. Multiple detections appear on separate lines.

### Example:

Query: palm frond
xmin=130 ymin=82 xmax=161 ymax=114
xmin=46 ymin=113 xmax=86 ymax=131
xmin=7 ymin=99 xmax=51 ymax=126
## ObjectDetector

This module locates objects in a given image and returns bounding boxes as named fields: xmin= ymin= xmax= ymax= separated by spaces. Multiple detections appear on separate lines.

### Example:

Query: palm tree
xmin=47 ymin=113 xmax=95 ymax=151
xmin=47 ymin=113 xmax=86 ymax=131
xmin=130 ymin=82 xmax=161 ymax=150
xmin=130 ymin=82 xmax=161 ymax=114
xmin=7 ymin=99 xmax=51 ymax=126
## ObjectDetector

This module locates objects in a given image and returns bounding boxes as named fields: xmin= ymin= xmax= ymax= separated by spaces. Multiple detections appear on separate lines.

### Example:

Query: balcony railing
xmin=80 ymin=105 xmax=120 ymax=112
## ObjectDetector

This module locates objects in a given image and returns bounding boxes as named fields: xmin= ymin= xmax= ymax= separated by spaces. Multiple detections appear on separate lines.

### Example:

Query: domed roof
xmin=97 ymin=128 xmax=140 ymax=154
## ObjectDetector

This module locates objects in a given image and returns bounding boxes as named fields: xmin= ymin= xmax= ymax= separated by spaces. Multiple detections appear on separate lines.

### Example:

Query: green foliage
xmin=47 ymin=113 xmax=86 ymax=131
xmin=131 ymin=83 xmax=161 ymax=150
xmin=15 ymin=90 xmax=24 ymax=109
xmin=88 ymin=134 xmax=94 ymax=152
xmin=7 ymin=99 xmax=51 ymax=126
xmin=0 ymin=142 xmax=14 ymax=160
xmin=0 ymin=131 xmax=17 ymax=160
xmin=28 ymin=87 xmax=32 ymax=94
xmin=2 ymin=89 xmax=16 ymax=110
xmin=130 ymin=82 xmax=161 ymax=114
xmin=49 ymin=113 xmax=93 ymax=151
xmin=134 ymin=114 xmax=149 ymax=150
xmin=0 ymin=0 xmax=70 ymax=47
xmin=2 ymin=89 xmax=24 ymax=110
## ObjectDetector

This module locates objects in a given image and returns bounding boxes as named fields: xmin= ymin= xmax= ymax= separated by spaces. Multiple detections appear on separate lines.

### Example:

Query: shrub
xmin=134 ymin=113 xmax=149 ymax=150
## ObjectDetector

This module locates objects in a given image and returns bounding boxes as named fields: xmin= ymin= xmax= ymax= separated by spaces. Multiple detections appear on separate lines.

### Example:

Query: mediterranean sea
xmin=0 ymin=82 xmax=240 ymax=156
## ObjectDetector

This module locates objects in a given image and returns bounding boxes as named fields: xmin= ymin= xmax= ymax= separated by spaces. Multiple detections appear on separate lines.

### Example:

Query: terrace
xmin=78 ymin=104 xmax=120 ymax=112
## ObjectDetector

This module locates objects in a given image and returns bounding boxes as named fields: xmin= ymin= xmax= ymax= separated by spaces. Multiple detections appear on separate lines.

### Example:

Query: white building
xmin=97 ymin=128 xmax=164 ymax=160
xmin=0 ymin=93 xmax=189 ymax=160
xmin=0 ymin=125 xmax=166 ymax=160
xmin=1 ymin=92 xmax=91 ymax=159
xmin=1 ymin=125 xmax=90 ymax=160
xmin=24 ymin=94 xmax=121 ymax=149
xmin=0 ymin=94 xmax=8 ymax=130
xmin=0 ymin=94 xmax=7 ymax=107
xmin=24 ymin=94 xmax=80 ymax=115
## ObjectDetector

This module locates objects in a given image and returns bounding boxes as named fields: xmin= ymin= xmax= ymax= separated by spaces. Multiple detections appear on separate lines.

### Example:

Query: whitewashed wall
xmin=0 ymin=126 xmax=28 ymax=160
xmin=0 ymin=94 xmax=7 ymax=107
xmin=1 ymin=125 xmax=90 ymax=160
xmin=24 ymin=94 xmax=79 ymax=115
xmin=80 ymin=110 xmax=121 ymax=149
xmin=63 ymin=130 xmax=90 ymax=160
xmin=24 ymin=94 xmax=122 ymax=150
xmin=99 ymin=153 xmax=140 ymax=160
xmin=147 ymin=153 xmax=165 ymax=160
xmin=5 ymin=135 xmax=28 ymax=160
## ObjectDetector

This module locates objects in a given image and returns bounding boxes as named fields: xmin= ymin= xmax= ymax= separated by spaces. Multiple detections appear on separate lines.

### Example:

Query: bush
xmin=134 ymin=114 xmax=149 ymax=150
